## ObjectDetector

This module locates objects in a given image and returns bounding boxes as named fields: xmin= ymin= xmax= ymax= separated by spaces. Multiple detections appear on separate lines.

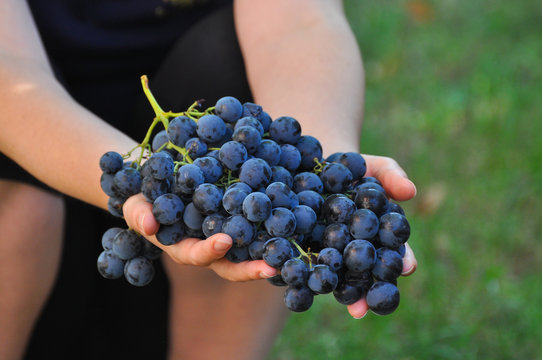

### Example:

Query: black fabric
xmin=23 ymin=4 xmax=252 ymax=359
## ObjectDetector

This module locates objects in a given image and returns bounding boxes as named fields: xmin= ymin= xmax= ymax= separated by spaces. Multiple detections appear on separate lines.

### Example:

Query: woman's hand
xmin=122 ymin=194 xmax=278 ymax=282
xmin=347 ymin=154 xmax=418 ymax=319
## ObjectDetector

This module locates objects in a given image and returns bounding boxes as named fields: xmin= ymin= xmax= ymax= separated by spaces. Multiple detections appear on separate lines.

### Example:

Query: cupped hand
xmin=347 ymin=154 xmax=418 ymax=319
xmin=122 ymin=194 xmax=278 ymax=282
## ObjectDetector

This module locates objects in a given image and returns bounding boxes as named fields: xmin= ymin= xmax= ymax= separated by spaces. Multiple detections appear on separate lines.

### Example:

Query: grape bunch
xmin=96 ymin=75 xmax=412 ymax=315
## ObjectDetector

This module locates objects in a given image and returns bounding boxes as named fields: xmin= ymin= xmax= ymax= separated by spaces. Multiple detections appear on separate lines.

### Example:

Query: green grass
xmin=269 ymin=1 xmax=542 ymax=359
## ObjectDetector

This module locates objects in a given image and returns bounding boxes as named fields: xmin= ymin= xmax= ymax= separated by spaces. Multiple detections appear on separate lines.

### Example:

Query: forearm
xmin=234 ymin=0 xmax=364 ymax=155
xmin=0 ymin=57 xmax=137 ymax=210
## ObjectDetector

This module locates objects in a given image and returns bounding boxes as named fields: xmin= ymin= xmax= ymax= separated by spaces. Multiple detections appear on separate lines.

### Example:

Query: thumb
xmin=123 ymin=193 xmax=160 ymax=236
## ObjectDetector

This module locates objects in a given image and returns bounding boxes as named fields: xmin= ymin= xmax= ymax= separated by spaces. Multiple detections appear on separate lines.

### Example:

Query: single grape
xmin=270 ymin=166 xmax=294 ymax=188
xmin=255 ymin=139 xmax=281 ymax=166
xmin=100 ymin=172 xmax=118 ymax=197
xmin=320 ymin=162 xmax=353 ymax=194
xmin=338 ymin=152 xmax=366 ymax=180
xmin=152 ymin=193 xmax=185 ymax=225
xmin=215 ymin=96 xmax=243 ymax=123
xmin=322 ymin=223 xmax=352 ymax=252
xmin=141 ymin=240 xmax=163 ymax=260
xmin=222 ymin=188 xmax=249 ymax=215
xmin=267 ymin=275 xmax=288 ymax=287
xmin=307 ymin=264 xmax=338 ymax=294
xmin=221 ymin=215 xmax=255 ymax=247
xmin=326 ymin=152 xmax=344 ymax=162
xmin=269 ymin=116 xmax=301 ymax=144
xmin=225 ymin=245 xmax=250 ymax=263
xmin=192 ymin=183 xmax=222 ymax=215
xmin=185 ymin=137 xmax=208 ymax=159
xmin=324 ymin=195 xmax=356 ymax=224
xmin=156 ymin=221 xmax=185 ymax=246
xmin=112 ymin=229 xmax=143 ymax=260
xmin=232 ymin=125 xmax=261 ymax=154
xmin=333 ymin=283 xmax=364 ymax=305
xmin=343 ymin=239 xmax=377 ymax=273
xmin=284 ymin=286 xmax=314 ymax=312
xmin=107 ymin=196 xmax=125 ymax=218
xmin=387 ymin=202 xmax=405 ymax=216
xmin=292 ymin=172 xmax=324 ymax=194
xmin=196 ymin=114 xmax=227 ymax=143
xmin=239 ymin=158 xmax=272 ymax=190
xmin=292 ymin=205 xmax=317 ymax=234
xmin=101 ymin=227 xmax=123 ymax=250
xmin=281 ymin=258 xmax=310 ymax=287
xmin=124 ymin=257 xmax=155 ymax=287
xmin=354 ymin=188 xmax=389 ymax=217
xmin=278 ymin=144 xmax=302 ymax=172
xmin=372 ymin=247 xmax=403 ymax=282
xmin=248 ymin=231 xmax=271 ymax=260
xmin=183 ymin=202 xmax=204 ymax=230
xmin=295 ymin=135 xmax=323 ymax=171
xmin=378 ymin=212 xmax=410 ymax=248
xmin=349 ymin=208 xmax=379 ymax=239
xmin=265 ymin=182 xmax=299 ymax=209
xmin=167 ymin=115 xmax=197 ymax=147
xmin=242 ymin=192 xmax=272 ymax=222
xmin=113 ymin=168 xmax=142 ymax=198
xmin=355 ymin=182 xmax=386 ymax=196
xmin=262 ymin=237 xmax=293 ymax=268
xmin=193 ymin=156 xmax=223 ymax=183
xmin=141 ymin=176 xmax=170 ymax=202
xmin=317 ymin=247 xmax=343 ymax=272
xmin=235 ymin=116 xmax=264 ymax=136
xmin=297 ymin=190 xmax=324 ymax=214
xmin=174 ymin=163 xmax=205 ymax=195
xmin=366 ymin=281 xmax=400 ymax=315
xmin=264 ymin=207 xmax=297 ymax=238
xmin=146 ymin=152 xmax=174 ymax=180
xmin=100 ymin=151 xmax=124 ymax=174
xmin=97 ymin=250 xmax=125 ymax=279
xmin=202 ymin=214 xmax=225 ymax=238
xmin=219 ymin=141 xmax=248 ymax=171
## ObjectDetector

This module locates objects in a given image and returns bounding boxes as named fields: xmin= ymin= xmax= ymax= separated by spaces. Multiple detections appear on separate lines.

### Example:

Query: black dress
xmin=7 ymin=1 xmax=253 ymax=358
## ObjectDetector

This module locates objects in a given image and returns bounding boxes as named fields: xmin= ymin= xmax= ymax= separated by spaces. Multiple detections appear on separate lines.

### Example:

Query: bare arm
xmin=0 ymin=0 xmax=137 ymax=210
xmin=234 ymin=0 xmax=364 ymax=155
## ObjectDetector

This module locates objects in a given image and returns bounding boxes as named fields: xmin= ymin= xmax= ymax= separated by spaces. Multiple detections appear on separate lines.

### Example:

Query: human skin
xmin=0 ymin=0 xmax=416 ymax=359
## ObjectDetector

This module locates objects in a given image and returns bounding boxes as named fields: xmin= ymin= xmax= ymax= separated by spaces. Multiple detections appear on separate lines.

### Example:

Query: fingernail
xmin=138 ymin=213 xmax=147 ymax=235
xmin=353 ymin=312 xmax=367 ymax=320
xmin=402 ymin=264 xmax=415 ymax=276
xmin=409 ymin=180 xmax=417 ymax=197
xmin=260 ymin=270 xmax=276 ymax=278
xmin=214 ymin=237 xmax=232 ymax=252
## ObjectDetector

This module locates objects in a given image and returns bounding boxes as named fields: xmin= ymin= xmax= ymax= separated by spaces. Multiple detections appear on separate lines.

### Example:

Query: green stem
xmin=167 ymin=142 xmax=193 ymax=163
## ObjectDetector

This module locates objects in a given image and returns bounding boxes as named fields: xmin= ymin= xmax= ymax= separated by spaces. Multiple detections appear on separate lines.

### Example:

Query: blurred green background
xmin=269 ymin=0 xmax=542 ymax=359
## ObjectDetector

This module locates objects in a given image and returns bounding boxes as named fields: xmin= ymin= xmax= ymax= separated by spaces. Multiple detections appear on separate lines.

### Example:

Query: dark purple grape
xmin=248 ymin=231 xmax=271 ymax=260
xmin=366 ymin=282 xmax=400 ymax=315
xmin=101 ymin=227 xmax=123 ymax=250
xmin=355 ymin=182 xmax=386 ymax=196
xmin=202 ymin=214 xmax=225 ymax=238
xmin=225 ymin=245 xmax=251 ymax=263
xmin=124 ymin=257 xmax=155 ymax=287
xmin=333 ymin=283 xmax=364 ymax=305
xmin=97 ymin=250 xmax=125 ymax=279
xmin=354 ymin=188 xmax=389 ymax=217
xmin=265 ymin=182 xmax=299 ymax=209
xmin=146 ymin=152 xmax=174 ymax=180
xmin=242 ymin=102 xmax=263 ymax=120
xmin=141 ymin=176 xmax=170 ymax=202
xmin=239 ymin=158 xmax=272 ymax=190
xmin=317 ymin=247 xmax=343 ymax=272
xmin=242 ymin=192 xmax=272 ymax=222
xmin=387 ymin=202 xmax=405 ymax=216
xmin=281 ymin=258 xmax=309 ymax=287
xmin=292 ymin=205 xmax=317 ymax=234
xmin=185 ymin=137 xmax=208 ymax=159
xmin=322 ymin=223 xmax=352 ymax=252
xmin=232 ymin=125 xmax=261 ymax=154
xmin=264 ymin=207 xmax=297 ymax=238
xmin=183 ymin=202 xmax=204 ymax=230
xmin=255 ymin=139 xmax=281 ymax=166
xmin=152 ymin=193 xmax=184 ymax=225
xmin=100 ymin=172 xmax=118 ymax=197
xmin=324 ymin=195 xmax=356 ymax=224
xmin=320 ymin=162 xmax=353 ymax=194
xmin=226 ymin=182 xmax=252 ymax=194
xmin=350 ymin=208 xmax=379 ymax=239
xmin=262 ymin=237 xmax=293 ymax=268
xmin=292 ymin=172 xmax=324 ymax=194
xmin=113 ymin=168 xmax=142 ymax=198
xmin=219 ymin=141 xmax=248 ymax=171
xmin=284 ymin=286 xmax=314 ymax=312
xmin=174 ymin=163 xmax=205 ymax=195
xmin=107 ymin=196 xmax=125 ymax=218
xmin=215 ymin=96 xmax=243 ymax=123
xmin=378 ymin=212 xmax=410 ymax=248
xmin=307 ymin=264 xmax=338 ymax=294
xmin=372 ymin=247 xmax=403 ymax=282
xmin=141 ymin=240 xmax=163 ymax=260
xmin=338 ymin=152 xmax=366 ymax=180
xmin=156 ymin=221 xmax=184 ymax=246
xmin=235 ymin=116 xmax=264 ymax=136
xmin=279 ymin=144 xmax=302 ymax=172
xmin=222 ymin=187 xmax=249 ymax=215
xmin=269 ymin=116 xmax=301 ymax=144
xmin=326 ymin=152 xmax=344 ymax=162
xmin=100 ymin=151 xmax=124 ymax=174
xmin=359 ymin=176 xmax=382 ymax=186
xmin=221 ymin=215 xmax=255 ymax=247
xmin=112 ymin=229 xmax=143 ymax=260
xmin=193 ymin=156 xmax=223 ymax=183
xmin=196 ymin=114 xmax=227 ymax=143
xmin=167 ymin=116 xmax=197 ymax=147
xmin=296 ymin=135 xmax=323 ymax=171
xmin=267 ymin=274 xmax=287 ymax=287
xmin=344 ymin=269 xmax=374 ymax=290
xmin=343 ymin=239 xmax=377 ymax=273
xmin=192 ymin=183 xmax=223 ymax=215
xmin=270 ymin=166 xmax=294 ymax=188
xmin=297 ymin=190 xmax=324 ymax=214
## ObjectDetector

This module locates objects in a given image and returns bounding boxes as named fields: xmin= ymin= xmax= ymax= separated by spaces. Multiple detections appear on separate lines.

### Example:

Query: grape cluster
xmin=96 ymin=76 xmax=412 ymax=315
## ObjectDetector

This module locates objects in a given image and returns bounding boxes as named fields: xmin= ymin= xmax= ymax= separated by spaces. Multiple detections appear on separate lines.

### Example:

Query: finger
xmin=165 ymin=232 xmax=234 ymax=266
xmin=208 ymin=258 xmax=278 ymax=282
xmin=363 ymin=154 xmax=417 ymax=201
xmin=123 ymin=193 xmax=160 ymax=236
xmin=347 ymin=297 xmax=369 ymax=319
xmin=401 ymin=242 xmax=417 ymax=276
